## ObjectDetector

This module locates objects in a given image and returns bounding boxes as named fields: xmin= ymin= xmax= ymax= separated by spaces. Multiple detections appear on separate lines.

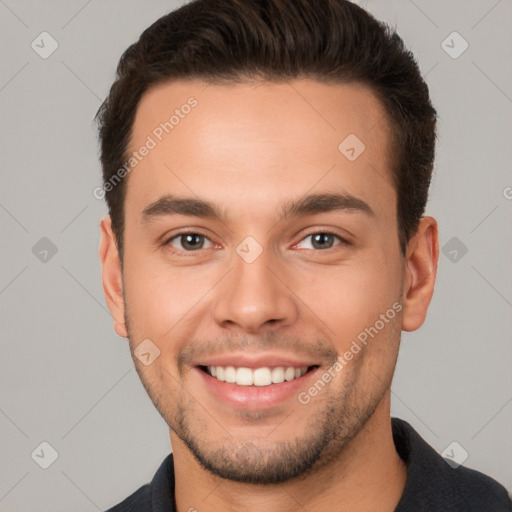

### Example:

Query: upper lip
xmin=194 ymin=353 xmax=318 ymax=369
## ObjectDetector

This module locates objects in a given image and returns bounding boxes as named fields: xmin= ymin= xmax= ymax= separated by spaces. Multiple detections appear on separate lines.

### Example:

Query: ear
xmin=401 ymin=216 xmax=439 ymax=332
xmin=99 ymin=216 xmax=128 ymax=338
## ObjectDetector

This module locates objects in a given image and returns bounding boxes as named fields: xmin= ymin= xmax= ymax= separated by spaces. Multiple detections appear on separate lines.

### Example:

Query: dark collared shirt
xmin=105 ymin=418 xmax=512 ymax=511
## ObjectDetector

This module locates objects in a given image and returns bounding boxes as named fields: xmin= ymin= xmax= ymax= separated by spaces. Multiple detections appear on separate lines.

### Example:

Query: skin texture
xmin=100 ymin=79 xmax=439 ymax=512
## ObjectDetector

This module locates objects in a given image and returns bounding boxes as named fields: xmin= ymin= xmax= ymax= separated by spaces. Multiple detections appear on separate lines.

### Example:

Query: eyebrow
xmin=141 ymin=192 xmax=375 ymax=224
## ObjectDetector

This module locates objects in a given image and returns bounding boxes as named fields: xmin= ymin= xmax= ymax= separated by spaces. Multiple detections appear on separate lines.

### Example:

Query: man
xmin=96 ymin=0 xmax=512 ymax=510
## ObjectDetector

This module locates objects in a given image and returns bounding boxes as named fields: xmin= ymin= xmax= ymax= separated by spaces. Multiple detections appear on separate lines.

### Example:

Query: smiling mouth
xmin=198 ymin=365 xmax=320 ymax=387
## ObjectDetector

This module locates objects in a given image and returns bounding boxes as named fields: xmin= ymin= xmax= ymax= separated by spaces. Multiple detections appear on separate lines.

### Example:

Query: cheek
xmin=123 ymin=255 xmax=218 ymax=340
xmin=285 ymin=254 xmax=401 ymax=346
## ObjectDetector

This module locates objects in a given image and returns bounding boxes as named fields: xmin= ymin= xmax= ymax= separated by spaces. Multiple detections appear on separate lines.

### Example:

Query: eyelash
xmin=164 ymin=230 xmax=350 ymax=255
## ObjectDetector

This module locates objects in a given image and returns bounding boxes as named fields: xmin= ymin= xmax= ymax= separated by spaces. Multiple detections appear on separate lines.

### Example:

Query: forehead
xmin=125 ymin=78 xmax=395 ymax=224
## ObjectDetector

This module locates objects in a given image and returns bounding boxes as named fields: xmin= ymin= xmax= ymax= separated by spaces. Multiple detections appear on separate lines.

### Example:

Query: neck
xmin=172 ymin=395 xmax=407 ymax=512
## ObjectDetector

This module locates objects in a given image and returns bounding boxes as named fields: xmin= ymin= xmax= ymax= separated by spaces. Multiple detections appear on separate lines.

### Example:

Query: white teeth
xmin=206 ymin=365 xmax=310 ymax=386
xmin=236 ymin=367 xmax=253 ymax=386
xmin=284 ymin=367 xmax=296 ymax=381
xmin=225 ymin=366 xmax=236 ymax=383
xmin=271 ymin=367 xmax=285 ymax=384
xmin=254 ymin=367 xmax=272 ymax=386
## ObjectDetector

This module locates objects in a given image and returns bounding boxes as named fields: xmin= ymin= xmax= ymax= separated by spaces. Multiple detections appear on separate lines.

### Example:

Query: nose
xmin=212 ymin=246 xmax=299 ymax=334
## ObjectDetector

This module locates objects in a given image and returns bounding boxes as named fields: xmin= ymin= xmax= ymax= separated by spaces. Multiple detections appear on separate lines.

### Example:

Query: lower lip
xmin=194 ymin=366 xmax=320 ymax=410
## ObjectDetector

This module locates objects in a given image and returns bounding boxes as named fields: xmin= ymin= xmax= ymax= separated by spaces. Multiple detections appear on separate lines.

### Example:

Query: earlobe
xmin=99 ymin=216 xmax=128 ymax=338
xmin=401 ymin=216 xmax=439 ymax=332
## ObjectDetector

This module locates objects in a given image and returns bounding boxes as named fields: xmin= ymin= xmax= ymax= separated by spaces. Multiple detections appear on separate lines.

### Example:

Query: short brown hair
xmin=96 ymin=0 xmax=437 ymax=259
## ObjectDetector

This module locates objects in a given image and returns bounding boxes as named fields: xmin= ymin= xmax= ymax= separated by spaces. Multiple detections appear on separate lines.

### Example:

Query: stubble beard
xmin=123 ymin=293 xmax=400 ymax=485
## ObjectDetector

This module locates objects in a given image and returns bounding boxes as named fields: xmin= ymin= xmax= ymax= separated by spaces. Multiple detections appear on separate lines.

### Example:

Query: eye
xmin=166 ymin=232 xmax=214 ymax=252
xmin=295 ymin=232 xmax=347 ymax=250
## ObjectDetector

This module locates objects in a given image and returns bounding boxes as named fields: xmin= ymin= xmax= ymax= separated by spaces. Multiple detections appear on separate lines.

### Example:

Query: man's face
xmin=112 ymin=79 xmax=407 ymax=483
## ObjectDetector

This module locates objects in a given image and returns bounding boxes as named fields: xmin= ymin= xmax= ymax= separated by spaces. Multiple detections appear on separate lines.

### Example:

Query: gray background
xmin=1 ymin=0 xmax=511 ymax=510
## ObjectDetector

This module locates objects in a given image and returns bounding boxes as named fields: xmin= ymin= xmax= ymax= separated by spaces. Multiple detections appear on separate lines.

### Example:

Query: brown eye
xmin=167 ymin=233 xmax=213 ymax=251
xmin=296 ymin=232 xmax=347 ymax=250
xmin=311 ymin=233 xmax=335 ymax=249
